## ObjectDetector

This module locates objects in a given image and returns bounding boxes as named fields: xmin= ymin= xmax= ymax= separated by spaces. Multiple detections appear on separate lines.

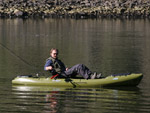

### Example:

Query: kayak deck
xmin=12 ymin=73 xmax=143 ymax=88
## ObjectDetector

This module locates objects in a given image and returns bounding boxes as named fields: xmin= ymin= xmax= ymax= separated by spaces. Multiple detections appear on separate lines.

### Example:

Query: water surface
xmin=0 ymin=18 xmax=150 ymax=113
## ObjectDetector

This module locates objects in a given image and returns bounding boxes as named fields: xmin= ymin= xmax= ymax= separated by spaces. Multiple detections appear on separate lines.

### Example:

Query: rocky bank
xmin=0 ymin=0 xmax=150 ymax=18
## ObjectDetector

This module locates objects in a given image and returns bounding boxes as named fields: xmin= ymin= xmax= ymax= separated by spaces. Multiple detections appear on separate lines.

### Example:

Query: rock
xmin=0 ymin=0 xmax=150 ymax=18
xmin=14 ymin=9 xmax=23 ymax=16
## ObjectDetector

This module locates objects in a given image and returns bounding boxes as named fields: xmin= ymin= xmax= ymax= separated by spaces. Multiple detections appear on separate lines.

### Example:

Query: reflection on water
xmin=0 ymin=18 xmax=149 ymax=76
xmin=0 ymin=18 xmax=150 ymax=112
xmin=10 ymin=86 xmax=149 ymax=113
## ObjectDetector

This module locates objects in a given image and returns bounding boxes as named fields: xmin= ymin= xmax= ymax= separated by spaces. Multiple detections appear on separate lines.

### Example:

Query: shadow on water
xmin=9 ymin=85 xmax=149 ymax=113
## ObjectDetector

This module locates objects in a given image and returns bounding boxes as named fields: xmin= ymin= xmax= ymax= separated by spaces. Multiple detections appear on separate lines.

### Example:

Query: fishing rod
xmin=0 ymin=42 xmax=39 ymax=72
xmin=1 ymin=42 xmax=77 ymax=87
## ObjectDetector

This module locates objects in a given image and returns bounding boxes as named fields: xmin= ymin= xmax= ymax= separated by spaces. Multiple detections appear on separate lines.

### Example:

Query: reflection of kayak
xmin=12 ymin=86 xmax=64 ymax=92
xmin=12 ymin=73 xmax=143 ymax=88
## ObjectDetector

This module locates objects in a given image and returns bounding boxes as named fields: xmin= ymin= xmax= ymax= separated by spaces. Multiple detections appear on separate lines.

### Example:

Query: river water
xmin=0 ymin=18 xmax=150 ymax=113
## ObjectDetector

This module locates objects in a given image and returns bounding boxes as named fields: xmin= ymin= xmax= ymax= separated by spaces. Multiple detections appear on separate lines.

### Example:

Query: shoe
xmin=96 ymin=73 xmax=102 ymax=79
xmin=90 ymin=72 xmax=97 ymax=79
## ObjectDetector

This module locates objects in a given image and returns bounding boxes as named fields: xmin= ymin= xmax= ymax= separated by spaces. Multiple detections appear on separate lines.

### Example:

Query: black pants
xmin=62 ymin=64 xmax=92 ymax=79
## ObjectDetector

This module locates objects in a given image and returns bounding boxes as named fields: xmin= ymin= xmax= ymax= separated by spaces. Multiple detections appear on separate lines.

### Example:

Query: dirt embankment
xmin=0 ymin=0 xmax=150 ymax=18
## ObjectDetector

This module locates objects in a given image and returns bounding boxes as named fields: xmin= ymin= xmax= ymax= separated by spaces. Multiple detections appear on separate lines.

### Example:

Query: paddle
xmin=51 ymin=74 xmax=76 ymax=88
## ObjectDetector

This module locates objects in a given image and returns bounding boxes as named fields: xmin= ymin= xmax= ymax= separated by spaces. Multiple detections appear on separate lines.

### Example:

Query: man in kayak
xmin=44 ymin=48 xmax=101 ymax=79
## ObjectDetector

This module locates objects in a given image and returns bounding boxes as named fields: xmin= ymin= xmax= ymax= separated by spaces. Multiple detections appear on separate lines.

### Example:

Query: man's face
xmin=51 ymin=50 xmax=58 ymax=59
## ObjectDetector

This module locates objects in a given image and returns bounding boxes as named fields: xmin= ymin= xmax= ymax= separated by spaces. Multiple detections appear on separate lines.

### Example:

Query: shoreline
xmin=0 ymin=0 xmax=150 ymax=19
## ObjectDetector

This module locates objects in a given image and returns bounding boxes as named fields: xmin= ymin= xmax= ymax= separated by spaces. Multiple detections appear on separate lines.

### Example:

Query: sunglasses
xmin=53 ymin=53 xmax=58 ymax=55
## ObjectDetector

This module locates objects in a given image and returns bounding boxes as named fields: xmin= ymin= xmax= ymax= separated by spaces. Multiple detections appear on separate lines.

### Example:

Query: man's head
xmin=50 ymin=48 xmax=59 ymax=59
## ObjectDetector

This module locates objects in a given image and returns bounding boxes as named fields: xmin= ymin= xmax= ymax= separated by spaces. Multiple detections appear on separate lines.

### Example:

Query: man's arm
xmin=44 ymin=60 xmax=53 ymax=71
xmin=58 ymin=59 xmax=68 ymax=71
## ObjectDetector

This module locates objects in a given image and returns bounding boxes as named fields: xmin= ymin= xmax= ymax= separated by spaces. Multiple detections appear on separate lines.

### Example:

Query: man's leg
xmin=63 ymin=64 xmax=92 ymax=79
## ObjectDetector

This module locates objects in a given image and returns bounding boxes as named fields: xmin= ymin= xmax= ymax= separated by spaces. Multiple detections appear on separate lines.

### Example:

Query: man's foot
xmin=90 ymin=72 xmax=97 ymax=79
xmin=96 ymin=73 xmax=102 ymax=79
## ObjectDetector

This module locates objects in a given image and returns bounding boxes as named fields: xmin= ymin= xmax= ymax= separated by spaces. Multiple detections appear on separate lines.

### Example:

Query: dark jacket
xmin=44 ymin=57 xmax=66 ymax=74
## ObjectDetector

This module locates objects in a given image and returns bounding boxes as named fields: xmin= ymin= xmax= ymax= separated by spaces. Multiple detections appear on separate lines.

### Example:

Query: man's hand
xmin=46 ymin=66 xmax=53 ymax=71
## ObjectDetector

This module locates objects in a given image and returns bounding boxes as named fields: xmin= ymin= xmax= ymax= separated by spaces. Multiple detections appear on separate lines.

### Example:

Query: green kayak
xmin=12 ymin=73 xmax=143 ymax=88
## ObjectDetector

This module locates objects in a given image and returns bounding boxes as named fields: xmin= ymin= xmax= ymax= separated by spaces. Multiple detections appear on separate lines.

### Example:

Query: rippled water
xmin=1 ymin=86 xmax=148 ymax=113
xmin=0 ymin=18 xmax=150 ymax=112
